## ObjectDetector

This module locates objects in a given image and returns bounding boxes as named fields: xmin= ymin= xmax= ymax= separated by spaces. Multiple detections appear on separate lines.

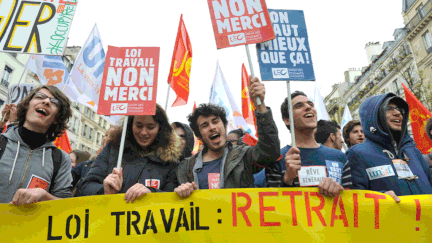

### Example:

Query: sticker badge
xmin=392 ymin=159 xmax=415 ymax=179
xmin=325 ymin=160 xmax=343 ymax=184
xmin=145 ymin=179 xmax=160 ymax=189
xmin=366 ymin=165 xmax=395 ymax=181
xmin=208 ymin=173 xmax=220 ymax=189
xmin=298 ymin=166 xmax=326 ymax=187
xmin=26 ymin=175 xmax=49 ymax=190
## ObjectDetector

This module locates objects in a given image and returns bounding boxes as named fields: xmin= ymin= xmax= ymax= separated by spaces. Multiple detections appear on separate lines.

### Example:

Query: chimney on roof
xmin=365 ymin=42 xmax=383 ymax=65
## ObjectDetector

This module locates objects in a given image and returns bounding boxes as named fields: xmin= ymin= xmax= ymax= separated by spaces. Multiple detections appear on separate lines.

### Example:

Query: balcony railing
xmin=406 ymin=0 xmax=432 ymax=32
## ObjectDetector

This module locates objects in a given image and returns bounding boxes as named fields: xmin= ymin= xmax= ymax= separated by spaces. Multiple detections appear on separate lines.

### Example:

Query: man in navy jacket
xmin=346 ymin=93 xmax=432 ymax=201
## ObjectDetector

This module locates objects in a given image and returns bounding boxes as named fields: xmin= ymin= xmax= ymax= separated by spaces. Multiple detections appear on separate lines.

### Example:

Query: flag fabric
xmin=53 ymin=131 xmax=72 ymax=153
xmin=209 ymin=61 xmax=255 ymax=137
xmin=69 ymin=24 xmax=105 ymax=112
xmin=241 ymin=64 xmax=257 ymax=137
xmin=25 ymin=55 xmax=81 ymax=102
xmin=341 ymin=104 xmax=353 ymax=130
xmin=311 ymin=84 xmax=330 ymax=121
xmin=168 ymin=14 xmax=192 ymax=107
xmin=402 ymin=83 xmax=432 ymax=154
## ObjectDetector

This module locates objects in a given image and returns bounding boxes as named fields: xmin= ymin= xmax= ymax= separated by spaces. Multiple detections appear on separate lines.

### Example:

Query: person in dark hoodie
xmin=78 ymin=104 xmax=182 ymax=203
xmin=171 ymin=122 xmax=194 ymax=160
xmin=346 ymin=93 xmax=432 ymax=202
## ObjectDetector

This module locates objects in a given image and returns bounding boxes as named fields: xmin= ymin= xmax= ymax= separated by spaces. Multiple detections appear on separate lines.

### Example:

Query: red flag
xmin=241 ymin=64 xmax=257 ymax=136
xmin=53 ymin=131 xmax=72 ymax=153
xmin=402 ymin=83 xmax=432 ymax=153
xmin=168 ymin=14 xmax=192 ymax=107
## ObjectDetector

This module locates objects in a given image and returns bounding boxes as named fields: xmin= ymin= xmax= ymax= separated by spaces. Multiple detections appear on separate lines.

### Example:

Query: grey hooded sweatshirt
xmin=0 ymin=126 xmax=72 ymax=203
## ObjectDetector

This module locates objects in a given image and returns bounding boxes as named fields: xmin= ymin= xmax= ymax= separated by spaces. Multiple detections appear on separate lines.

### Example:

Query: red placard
xmin=207 ymin=0 xmax=275 ymax=49
xmin=98 ymin=46 xmax=160 ymax=115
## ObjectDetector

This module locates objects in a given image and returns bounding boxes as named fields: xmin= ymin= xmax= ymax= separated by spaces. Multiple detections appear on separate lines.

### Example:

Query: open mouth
xmin=304 ymin=113 xmax=314 ymax=118
xmin=209 ymin=133 xmax=220 ymax=141
xmin=36 ymin=108 xmax=48 ymax=116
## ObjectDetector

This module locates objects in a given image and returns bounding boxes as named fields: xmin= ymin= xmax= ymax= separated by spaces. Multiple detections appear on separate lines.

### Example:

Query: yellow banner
xmin=0 ymin=188 xmax=431 ymax=242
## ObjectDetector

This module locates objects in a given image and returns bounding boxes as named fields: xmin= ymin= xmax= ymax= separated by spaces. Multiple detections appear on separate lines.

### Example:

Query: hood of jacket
xmin=2 ymin=126 xmax=56 ymax=149
xmin=359 ymin=93 xmax=411 ymax=153
xmin=172 ymin=122 xmax=195 ymax=159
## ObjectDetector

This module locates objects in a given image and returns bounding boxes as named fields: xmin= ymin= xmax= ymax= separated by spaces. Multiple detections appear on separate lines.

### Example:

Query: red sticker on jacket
xmin=26 ymin=175 xmax=49 ymax=190
xmin=208 ymin=173 xmax=220 ymax=189
xmin=145 ymin=179 xmax=160 ymax=189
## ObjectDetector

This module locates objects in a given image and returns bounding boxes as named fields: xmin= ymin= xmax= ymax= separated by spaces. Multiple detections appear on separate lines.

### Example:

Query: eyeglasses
xmin=34 ymin=92 xmax=61 ymax=108
xmin=386 ymin=106 xmax=404 ymax=114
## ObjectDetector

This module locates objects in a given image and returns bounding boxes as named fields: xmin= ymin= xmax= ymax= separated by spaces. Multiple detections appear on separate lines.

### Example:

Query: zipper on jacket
xmin=17 ymin=150 xmax=34 ymax=189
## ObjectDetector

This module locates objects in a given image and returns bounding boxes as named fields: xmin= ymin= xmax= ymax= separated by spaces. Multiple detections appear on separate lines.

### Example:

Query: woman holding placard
xmin=78 ymin=104 xmax=182 ymax=202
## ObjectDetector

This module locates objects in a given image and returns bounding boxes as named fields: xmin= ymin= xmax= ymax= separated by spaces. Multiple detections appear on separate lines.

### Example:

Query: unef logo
xmin=228 ymin=33 xmax=246 ymax=45
xmin=366 ymin=165 xmax=395 ymax=180
xmin=110 ymin=103 xmax=128 ymax=114
xmin=272 ymin=68 xmax=289 ymax=79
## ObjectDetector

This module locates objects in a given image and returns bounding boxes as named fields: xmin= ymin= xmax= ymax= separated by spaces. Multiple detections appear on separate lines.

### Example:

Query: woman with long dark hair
xmin=78 ymin=104 xmax=182 ymax=202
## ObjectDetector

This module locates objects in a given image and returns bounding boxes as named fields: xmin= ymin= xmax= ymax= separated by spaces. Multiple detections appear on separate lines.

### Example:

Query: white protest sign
xmin=298 ymin=166 xmax=326 ymax=187
xmin=0 ymin=0 xmax=79 ymax=55
xmin=8 ymin=83 xmax=35 ymax=104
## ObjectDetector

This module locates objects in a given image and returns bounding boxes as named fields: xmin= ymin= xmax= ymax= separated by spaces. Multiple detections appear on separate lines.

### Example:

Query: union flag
xmin=402 ymin=83 xmax=432 ymax=153
xmin=168 ymin=14 xmax=192 ymax=107
xmin=241 ymin=64 xmax=257 ymax=137
xmin=54 ymin=131 xmax=72 ymax=153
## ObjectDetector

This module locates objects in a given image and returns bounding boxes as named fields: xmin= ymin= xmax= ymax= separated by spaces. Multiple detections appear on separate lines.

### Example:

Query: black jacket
xmin=78 ymin=132 xmax=182 ymax=195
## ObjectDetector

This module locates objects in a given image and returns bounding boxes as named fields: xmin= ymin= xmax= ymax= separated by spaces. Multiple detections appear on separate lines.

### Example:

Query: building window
xmin=392 ymin=80 xmax=401 ymax=96
xmin=1 ymin=66 xmax=13 ymax=87
xmin=96 ymin=132 xmax=100 ymax=145
xmin=422 ymin=31 xmax=432 ymax=53
xmin=82 ymin=124 xmax=87 ymax=137
xmin=88 ymin=127 xmax=94 ymax=140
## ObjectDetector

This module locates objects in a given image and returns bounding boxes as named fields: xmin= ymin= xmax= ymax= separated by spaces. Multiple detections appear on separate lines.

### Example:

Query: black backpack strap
xmin=0 ymin=134 xmax=7 ymax=160
xmin=49 ymin=147 xmax=63 ymax=193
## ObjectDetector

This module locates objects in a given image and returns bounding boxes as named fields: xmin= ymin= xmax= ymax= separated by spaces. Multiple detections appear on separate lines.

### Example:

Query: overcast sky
xmin=67 ymin=0 xmax=404 ymax=146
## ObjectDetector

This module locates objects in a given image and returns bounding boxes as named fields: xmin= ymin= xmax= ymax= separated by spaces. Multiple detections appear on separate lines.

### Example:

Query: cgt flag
xmin=53 ymin=131 xmax=72 ymax=153
xmin=168 ymin=14 xmax=192 ymax=107
xmin=241 ymin=64 xmax=257 ymax=137
xmin=402 ymin=83 xmax=432 ymax=153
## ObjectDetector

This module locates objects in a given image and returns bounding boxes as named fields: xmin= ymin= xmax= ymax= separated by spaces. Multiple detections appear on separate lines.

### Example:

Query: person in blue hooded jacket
xmin=346 ymin=93 xmax=432 ymax=201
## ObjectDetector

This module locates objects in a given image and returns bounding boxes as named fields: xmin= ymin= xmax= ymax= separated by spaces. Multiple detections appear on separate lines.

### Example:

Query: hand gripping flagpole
xmin=286 ymin=81 xmax=296 ymax=147
xmin=116 ymin=116 xmax=129 ymax=169
xmin=245 ymin=45 xmax=262 ymax=106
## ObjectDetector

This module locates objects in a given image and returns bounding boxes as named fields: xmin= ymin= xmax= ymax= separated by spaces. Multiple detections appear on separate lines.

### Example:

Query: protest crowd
xmin=1 ymin=0 xmax=432 ymax=241
xmin=2 ymin=76 xmax=432 ymax=204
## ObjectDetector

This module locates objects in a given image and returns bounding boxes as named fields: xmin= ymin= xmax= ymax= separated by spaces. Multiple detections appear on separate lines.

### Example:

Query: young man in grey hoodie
xmin=0 ymin=85 xmax=73 ymax=205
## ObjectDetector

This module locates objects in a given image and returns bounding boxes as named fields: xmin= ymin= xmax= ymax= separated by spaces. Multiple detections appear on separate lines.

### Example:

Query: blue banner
xmin=256 ymin=10 xmax=315 ymax=81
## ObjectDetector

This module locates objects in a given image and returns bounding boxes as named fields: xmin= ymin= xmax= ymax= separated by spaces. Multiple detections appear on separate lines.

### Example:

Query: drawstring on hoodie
xmin=42 ymin=147 xmax=46 ymax=168
xmin=9 ymin=141 xmax=20 ymax=185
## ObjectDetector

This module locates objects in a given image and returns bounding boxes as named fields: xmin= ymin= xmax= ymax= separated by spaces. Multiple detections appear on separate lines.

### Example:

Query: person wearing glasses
xmin=346 ymin=93 xmax=432 ymax=201
xmin=0 ymin=86 xmax=73 ymax=205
